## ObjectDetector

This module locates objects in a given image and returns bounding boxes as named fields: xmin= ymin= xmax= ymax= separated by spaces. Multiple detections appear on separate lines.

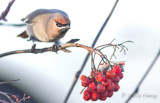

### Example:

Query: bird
xmin=17 ymin=9 xmax=70 ymax=43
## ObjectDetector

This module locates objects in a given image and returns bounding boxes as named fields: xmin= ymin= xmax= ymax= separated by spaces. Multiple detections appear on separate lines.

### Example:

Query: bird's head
xmin=53 ymin=13 xmax=70 ymax=35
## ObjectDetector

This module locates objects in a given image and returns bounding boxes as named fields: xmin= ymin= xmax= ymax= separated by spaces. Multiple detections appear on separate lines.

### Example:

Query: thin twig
xmin=0 ymin=99 xmax=9 ymax=103
xmin=125 ymin=49 xmax=160 ymax=103
xmin=0 ymin=0 xmax=15 ymax=21
xmin=110 ymin=46 xmax=117 ymax=60
xmin=18 ymin=94 xmax=30 ymax=103
xmin=0 ymin=91 xmax=14 ymax=103
xmin=0 ymin=23 xmax=25 ymax=27
xmin=90 ymin=51 xmax=96 ymax=70
xmin=0 ymin=79 xmax=19 ymax=85
xmin=97 ymin=58 xmax=103 ymax=70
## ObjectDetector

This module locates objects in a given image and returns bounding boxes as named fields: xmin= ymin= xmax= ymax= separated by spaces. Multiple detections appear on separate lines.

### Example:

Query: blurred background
xmin=0 ymin=0 xmax=160 ymax=102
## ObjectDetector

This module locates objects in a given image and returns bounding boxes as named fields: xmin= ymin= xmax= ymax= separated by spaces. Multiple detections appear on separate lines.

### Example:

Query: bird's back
xmin=22 ymin=9 xmax=69 ymax=23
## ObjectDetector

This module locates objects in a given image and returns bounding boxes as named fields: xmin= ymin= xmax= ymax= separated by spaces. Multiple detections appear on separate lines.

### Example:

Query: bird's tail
xmin=17 ymin=30 xmax=28 ymax=38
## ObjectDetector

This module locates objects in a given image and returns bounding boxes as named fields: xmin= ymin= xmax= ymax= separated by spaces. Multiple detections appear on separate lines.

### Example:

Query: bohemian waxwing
xmin=18 ymin=9 xmax=70 ymax=43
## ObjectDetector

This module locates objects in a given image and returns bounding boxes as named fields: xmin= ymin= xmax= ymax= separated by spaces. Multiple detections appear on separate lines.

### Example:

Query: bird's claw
xmin=52 ymin=44 xmax=60 ymax=53
xmin=31 ymin=44 xmax=36 ymax=53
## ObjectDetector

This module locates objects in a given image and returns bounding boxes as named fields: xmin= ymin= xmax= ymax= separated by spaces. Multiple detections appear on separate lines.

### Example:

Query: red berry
xmin=100 ymin=90 xmax=108 ymax=101
xmin=80 ymin=75 xmax=87 ymax=80
xmin=118 ymin=72 xmax=123 ymax=79
xmin=97 ymin=84 xmax=106 ymax=93
xmin=113 ymin=75 xmax=120 ymax=83
xmin=106 ymin=79 xmax=112 ymax=86
xmin=82 ymin=77 xmax=90 ymax=87
xmin=84 ymin=88 xmax=89 ymax=94
xmin=88 ymin=82 xmax=97 ymax=91
xmin=83 ymin=89 xmax=92 ymax=101
xmin=102 ymin=81 xmax=107 ymax=86
xmin=90 ymin=71 xmax=95 ymax=77
xmin=102 ymin=79 xmax=112 ymax=86
xmin=91 ymin=91 xmax=100 ymax=101
xmin=90 ymin=70 xmax=98 ymax=77
xmin=106 ymin=82 xmax=115 ymax=91
xmin=108 ymin=91 xmax=113 ymax=97
xmin=99 ymin=96 xmax=107 ymax=101
xmin=106 ymin=70 xmax=115 ymax=79
xmin=112 ymin=65 xmax=121 ymax=74
xmin=119 ymin=62 xmax=125 ymax=65
xmin=114 ymin=83 xmax=120 ymax=92
xmin=97 ymin=72 xmax=101 ymax=75
xmin=95 ymin=76 xmax=99 ymax=82
xmin=89 ymin=78 xmax=94 ymax=83
xmin=100 ymin=90 xmax=108 ymax=98
xmin=98 ymin=73 xmax=106 ymax=82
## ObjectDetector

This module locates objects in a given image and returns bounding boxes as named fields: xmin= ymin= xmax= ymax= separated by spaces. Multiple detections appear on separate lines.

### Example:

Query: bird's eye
xmin=56 ymin=22 xmax=63 ymax=27
xmin=63 ymin=23 xmax=70 ymax=27
xmin=67 ymin=23 xmax=70 ymax=27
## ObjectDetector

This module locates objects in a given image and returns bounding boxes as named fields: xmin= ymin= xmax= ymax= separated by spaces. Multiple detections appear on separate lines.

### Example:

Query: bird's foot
xmin=27 ymin=36 xmax=39 ymax=42
xmin=31 ymin=44 xmax=37 ymax=53
xmin=52 ymin=44 xmax=60 ymax=53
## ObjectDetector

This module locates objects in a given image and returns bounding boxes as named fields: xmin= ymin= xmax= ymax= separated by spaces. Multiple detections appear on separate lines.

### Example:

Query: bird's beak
xmin=59 ymin=25 xmax=70 ymax=34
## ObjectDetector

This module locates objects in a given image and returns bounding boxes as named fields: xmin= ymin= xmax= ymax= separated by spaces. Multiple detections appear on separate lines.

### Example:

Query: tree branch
xmin=125 ymin=49 xmax=160 ymax=103
xmin=0 ymin=43 xmax=94 ymax=58
xmin=0 ymin=91 xmax=14 ymax=103
xmin=0 ymin=79 xmax=19 ymax=85
xmin=0 ymin=40 xmax=132 ymax=59
xmin=0 ymin=0 xmax=15 ymax=21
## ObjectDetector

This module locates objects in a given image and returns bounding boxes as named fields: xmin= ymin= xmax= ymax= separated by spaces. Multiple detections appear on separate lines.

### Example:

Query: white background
xmin=0 ymin=0 xmax=160 ymax=103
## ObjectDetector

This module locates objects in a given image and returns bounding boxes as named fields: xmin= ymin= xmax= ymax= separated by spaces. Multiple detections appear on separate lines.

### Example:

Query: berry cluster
xmin=80 ymin=63 xmax=124 ymax=101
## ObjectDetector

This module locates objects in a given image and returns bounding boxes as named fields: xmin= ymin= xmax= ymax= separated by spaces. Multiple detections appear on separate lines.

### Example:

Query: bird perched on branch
xmin=17 ymin=9 xmax=70 ymax=43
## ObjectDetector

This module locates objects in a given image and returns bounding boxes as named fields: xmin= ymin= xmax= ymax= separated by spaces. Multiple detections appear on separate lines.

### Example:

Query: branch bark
xmin=0 ymin=43 xmax=92 ymax=58
xmin=0 ymin=0 xmax=15 ymax=21
xmin=0 ymin=79 xmax=19 ymax=85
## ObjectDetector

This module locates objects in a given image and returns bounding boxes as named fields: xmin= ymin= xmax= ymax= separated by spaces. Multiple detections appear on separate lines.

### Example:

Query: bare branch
xmin=0 ymin=43 xmax=95 ymax=58
xmin=0 ymin=23 xmax=25 ymax=27
xmin=0 ymin=79 xmax=19 ymax=85
xmin=0 ymin=0 xmax=16 ymax=21
xmin=0 ymin=91 xmax=14 ymax=103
